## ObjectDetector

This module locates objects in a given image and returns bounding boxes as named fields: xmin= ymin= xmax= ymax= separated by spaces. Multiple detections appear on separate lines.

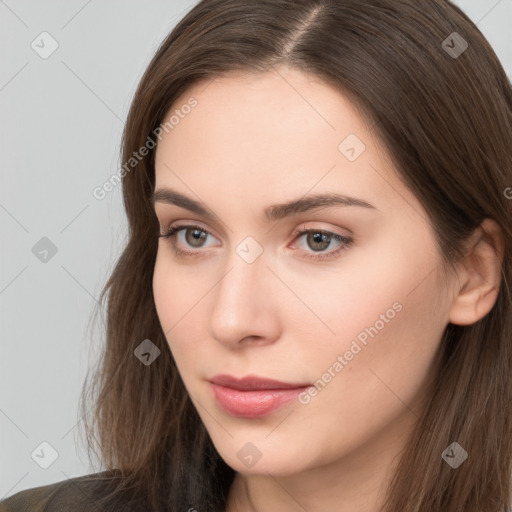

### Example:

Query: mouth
xmin=208 ymin=374 xmax=311 ymax=418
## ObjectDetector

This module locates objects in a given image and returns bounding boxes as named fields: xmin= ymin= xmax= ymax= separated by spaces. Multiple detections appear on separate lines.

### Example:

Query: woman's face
xmin=152 ymin=66 xmax=455 ymax=477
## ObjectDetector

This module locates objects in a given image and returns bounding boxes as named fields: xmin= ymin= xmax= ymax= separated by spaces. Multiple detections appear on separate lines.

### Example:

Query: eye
xmin=291 ymin=227 xmax=354 ymax=260
xmin=158 ymin=223 xmax=354 ymax=260
xmin=158 ymin=224 xmax=216 ymax=257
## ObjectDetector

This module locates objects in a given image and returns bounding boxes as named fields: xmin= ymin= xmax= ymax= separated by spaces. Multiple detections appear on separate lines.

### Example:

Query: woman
xmin=2 ymin=0 xmax=511 ymax=510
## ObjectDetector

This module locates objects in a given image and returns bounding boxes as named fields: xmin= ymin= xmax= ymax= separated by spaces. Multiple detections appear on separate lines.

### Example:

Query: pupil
xmin=188 ymin=229 xmax=206 ymax=247
xmin=310 ymin=232 xmax=329 ymax=251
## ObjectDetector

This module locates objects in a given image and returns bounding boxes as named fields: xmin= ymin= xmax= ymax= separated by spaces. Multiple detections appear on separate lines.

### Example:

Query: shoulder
xmin=0 ymin=471 xmax=130 ymax=512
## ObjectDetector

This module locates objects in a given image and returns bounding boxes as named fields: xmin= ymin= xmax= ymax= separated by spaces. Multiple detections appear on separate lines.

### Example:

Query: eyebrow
xmin=152 ymin=187 xmax=377 ymax=222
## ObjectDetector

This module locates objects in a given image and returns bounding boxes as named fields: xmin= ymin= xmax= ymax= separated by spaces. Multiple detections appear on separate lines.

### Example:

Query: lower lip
xmin=210 ymin=383 xmax=309 ymax=418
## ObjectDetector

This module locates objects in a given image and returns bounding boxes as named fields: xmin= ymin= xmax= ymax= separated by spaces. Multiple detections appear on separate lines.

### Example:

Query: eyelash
xmin=158 ymin=223 xmax=354 ymax=261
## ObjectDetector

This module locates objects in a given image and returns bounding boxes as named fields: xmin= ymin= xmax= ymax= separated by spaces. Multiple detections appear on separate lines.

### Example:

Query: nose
xmin=208 ymin=249 xmax=281 ymax=349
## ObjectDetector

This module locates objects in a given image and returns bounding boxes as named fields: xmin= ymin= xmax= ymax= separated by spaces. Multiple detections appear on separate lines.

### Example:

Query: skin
xmin=152 ymin=65 xmax=504 ymax=512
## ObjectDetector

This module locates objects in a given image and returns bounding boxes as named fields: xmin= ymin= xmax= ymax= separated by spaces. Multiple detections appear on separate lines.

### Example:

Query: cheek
xmin=309 ymin=289 xmax=444 ymax=455
xmin=153 ymin=254 xmax=179 ymax=330
xmin=312 ymin=220 xmax=443 ymax=355
xmin=153 ymin=254 xmax=189 ymax=352
xmin=152 ymin=252 xmax=213 ymax=368
xmin=298 ymin=233 xmax=446 ymax=427
xmin=153 ymin=250 xmax=207 ymax=328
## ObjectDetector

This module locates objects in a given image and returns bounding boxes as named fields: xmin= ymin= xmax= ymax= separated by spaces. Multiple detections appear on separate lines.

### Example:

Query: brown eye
xmin=292 ymin=228 xmax=354 ymax=261
xmin=158 ymin=224 xmax=216 ymax=257
xmin=158 ymin=224 xmax=354 ymax=261
xmin=183 ymin=227 xmax=208 ymax=248
xmin=304 ymin=231 xmax=332 ymax=252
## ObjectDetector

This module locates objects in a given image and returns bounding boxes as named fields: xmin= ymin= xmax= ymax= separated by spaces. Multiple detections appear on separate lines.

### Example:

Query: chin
xmin=212 ymin=437 xmax=313 ymax=477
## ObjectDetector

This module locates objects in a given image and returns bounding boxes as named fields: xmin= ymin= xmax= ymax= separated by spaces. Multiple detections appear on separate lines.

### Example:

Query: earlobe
xmin=448 ymin=218 xmax=504 ymax=326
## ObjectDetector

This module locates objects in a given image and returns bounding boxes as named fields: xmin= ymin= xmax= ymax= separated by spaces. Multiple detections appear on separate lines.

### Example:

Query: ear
xmin=448 ymin=218 xmax=505 ymax=326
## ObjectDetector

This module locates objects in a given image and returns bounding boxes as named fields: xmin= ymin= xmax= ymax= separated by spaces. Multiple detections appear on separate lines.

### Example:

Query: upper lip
xmin=209 ymin=374 xmax=310 ymax=391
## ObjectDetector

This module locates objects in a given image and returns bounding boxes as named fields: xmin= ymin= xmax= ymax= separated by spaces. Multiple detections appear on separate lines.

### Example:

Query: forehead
xmin=157 ymin=66 xmax=372 ymax=154
xmin=153 ymin=66 xmax=413 ymax=219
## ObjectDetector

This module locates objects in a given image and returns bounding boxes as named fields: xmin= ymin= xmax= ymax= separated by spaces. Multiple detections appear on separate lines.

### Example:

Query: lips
xmin=208 ymin=374 xmax=311 ymax=418
xmin=209 ymin=374 xmax=311 ymax=390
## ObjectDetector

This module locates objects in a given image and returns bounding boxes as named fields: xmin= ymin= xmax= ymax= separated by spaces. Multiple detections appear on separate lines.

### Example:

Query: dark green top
xmin=0 ymin=472 xmax=134 ymax=512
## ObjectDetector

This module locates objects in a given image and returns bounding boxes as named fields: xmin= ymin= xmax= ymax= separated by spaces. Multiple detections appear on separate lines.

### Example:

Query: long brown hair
xmin=79 ymin=0 xmax=512 ymax=510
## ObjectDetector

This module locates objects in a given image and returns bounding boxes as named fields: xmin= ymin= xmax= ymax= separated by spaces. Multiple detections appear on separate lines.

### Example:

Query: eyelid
xmin=159 ymin=219 xmax=220 ymax=239
xmin=288 ymin=225 xmax=353 ymax=260
xmin=291 ymin=222 xmax=352 ymax=241
xmin=158 ymin=218 xmax=349 ymax=238
xmin=160 ymin=222 xmax=220 ymax=244
xmin=155 ymin=208 xmax=227 ymax=239
xmin=158 ymin=220 xmax=354 ymax=261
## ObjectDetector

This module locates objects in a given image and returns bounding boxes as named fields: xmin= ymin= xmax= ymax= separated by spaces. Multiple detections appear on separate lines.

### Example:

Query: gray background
xmin=1 ymin=0 xmax=511 ymax=498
